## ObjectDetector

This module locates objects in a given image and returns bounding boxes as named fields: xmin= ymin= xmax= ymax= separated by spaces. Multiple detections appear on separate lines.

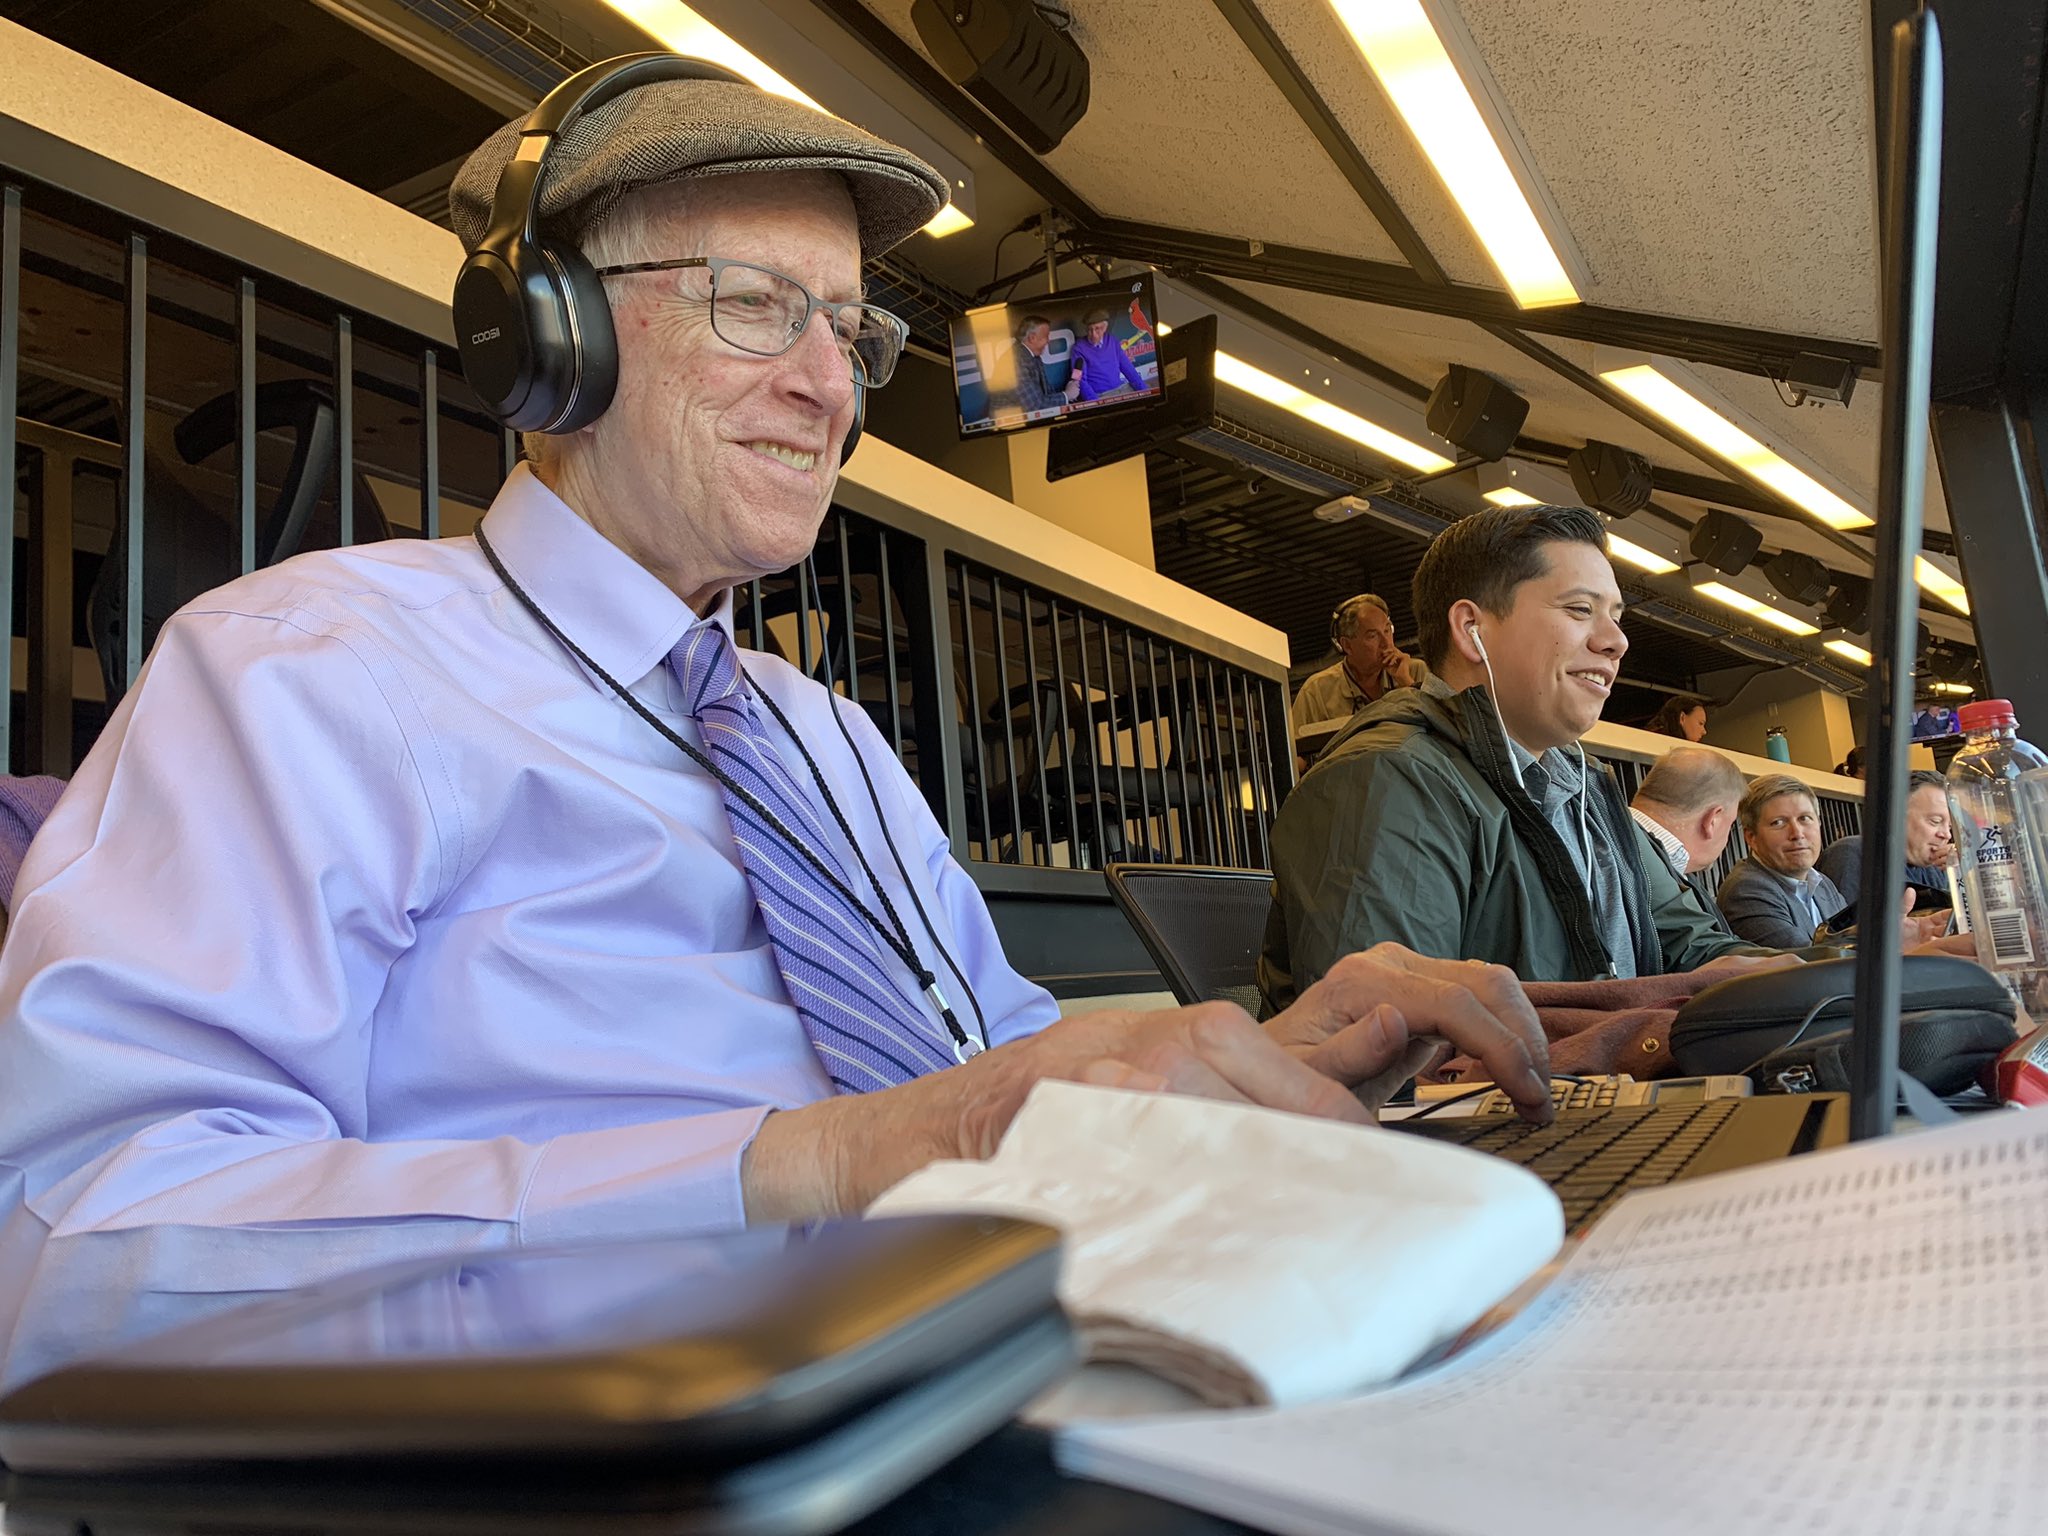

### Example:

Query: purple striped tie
xmin=670 ymin=622 xmax=955 ymax=1092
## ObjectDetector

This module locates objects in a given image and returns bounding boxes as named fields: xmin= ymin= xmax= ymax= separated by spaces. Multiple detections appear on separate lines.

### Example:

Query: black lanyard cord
xmin=472 ymin=527 xmax=970 ymax=1051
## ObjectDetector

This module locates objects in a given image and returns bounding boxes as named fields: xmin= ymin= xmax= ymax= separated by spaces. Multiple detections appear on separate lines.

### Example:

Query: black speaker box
xmin=911 ymin=0 xmax=1090 ymax=154
xmin=1566 ymin=441 xmax=1655 ymax=515
xmin=1820 ymin=575 xmax=1872 ymax=633
xmin=1761 ymin=549 xmax=1832 ymax=606
xmin=1688 ymin=508 xmax=1763 ymax=575
xmin=1424 ymin=366 xmax=1527 ymax=463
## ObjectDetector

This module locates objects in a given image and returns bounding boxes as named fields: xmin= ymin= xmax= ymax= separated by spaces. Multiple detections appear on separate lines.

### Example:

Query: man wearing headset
xmin=1290 ymin=593 xmax=1426 ymax=742
xmin=1260 ymin=504 xmax=1773 ymax=1011
xmin=0 ymin=62 xmax=1552 ymax=1388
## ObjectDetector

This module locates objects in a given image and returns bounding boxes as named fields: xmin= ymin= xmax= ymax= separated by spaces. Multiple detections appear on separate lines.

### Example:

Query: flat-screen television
xmin=947 ymin=274 xmax=1162 ymax=438
xmin=1044 ymin=313 xmax=1219 ymax=482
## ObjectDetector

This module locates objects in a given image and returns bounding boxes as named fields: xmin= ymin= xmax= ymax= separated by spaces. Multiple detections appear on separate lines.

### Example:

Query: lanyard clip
xmin=925 ymin=978 xmax=982 ymax=1063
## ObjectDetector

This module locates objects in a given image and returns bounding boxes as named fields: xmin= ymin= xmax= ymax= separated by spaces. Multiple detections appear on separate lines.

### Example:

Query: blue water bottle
xmin=1765 ymin=726 xmax=1792 ymax=763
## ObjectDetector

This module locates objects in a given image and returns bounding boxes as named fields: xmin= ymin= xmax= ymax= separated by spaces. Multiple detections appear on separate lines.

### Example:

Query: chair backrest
xmin=1103 ymin=862 xmax=1274 ymax=1014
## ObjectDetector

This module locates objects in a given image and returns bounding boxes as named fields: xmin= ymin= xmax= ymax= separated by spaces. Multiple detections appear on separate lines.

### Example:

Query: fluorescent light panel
xmin=1824 ymin=640 xmax=1873 ymax=666
xmin=1214 ymin=351 xmax=1454 ymax=472
xmin=1599 ymin=365 xmax=1871 ymax=531
xmin=1931 ymin=682 xmax=1975 ymax=696
xmin=1693 ymin=580 xmax=1821 ymax=636
xmin=1913 ymin=556 xmax=1971 ymax=615
xmin=1483 ymin=487 xmax=1541 ymax=507
xmin=1328 ymin=0 xmax=1577 ymax=307
xmin=598 ymin=2 xmax=972 ymax=238
xmin=1606 ymin=533 xmax=1680 ymax=575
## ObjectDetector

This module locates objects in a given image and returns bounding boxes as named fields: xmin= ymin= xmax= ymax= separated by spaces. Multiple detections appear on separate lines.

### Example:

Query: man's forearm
xmin=739 ymin=1065 xmax=977 ymax=1223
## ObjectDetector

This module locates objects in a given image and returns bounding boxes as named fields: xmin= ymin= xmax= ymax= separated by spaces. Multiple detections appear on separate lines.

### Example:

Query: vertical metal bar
xmin=500 ymin=427 xmax=518 ymax=484
xmin=957 ymin=561 xmax=994 ymax=861
xmin=1048 ymin=598 xmax=1081 ymax=870
xmin=0 ymin=186 xmax=19 ymax=772
xmin=235 ymin=277 xmax=257 ymax=572
xmin=334 ymin=314 xmax=353 ymax=546
xmin=1098 ymin=617 xmax=1125 ymax=863
xmin=1239 ymin=674 xmax=1272 ymax=867
xmin=747 ymin=579 xmax=764 ymax=650
xmin=795 ymin=561 xmax=814 ymax=676
xmin=420 ymin=349 xmax=440 ymax=540
xmin=1253 ymin=680 xmax=1283 ymax=860
xmin=834 ymin=515 xmax=859 ymax=703
xmin=1166 ymin=648 xmax=1198 ymax=860
xmin=25 ymin=449 xmax=72 ymax=775
xmin=987 ymin=573 xmax=1024 ymax=864
xmin=1205 ymin=660 xmax=1240 ymax=866
xmin=1019 ymin=589 xmax=1052 ymax=866
xmin=1149 ymin=638 xmax=1187 ymax=861
xmin=1071 ymin=609 xmax=1109 ymax=868
xmin=1182 ymin=649 xmax=1222 ymax=862
xmin=922 ymin=548 xmax=971 ymax=858
xmin=876 ymin=529 xmax=905 ymax=754
xmin=121 ymin=234 xmax=147 ymax=691
xmin=1121 ymin=627 xmax=1153 ymax=858
xmin=1225 ymin=669 xmax=1256 ymax=866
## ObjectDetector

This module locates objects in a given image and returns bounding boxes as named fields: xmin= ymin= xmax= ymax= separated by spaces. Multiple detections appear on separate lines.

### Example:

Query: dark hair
xmin=1015 ymin=313 xmax=1051 ymax=341
xmin=1647 ymin=694 xmax=1709 ymax=737
xmin=1412 ymin=504 xmax=1608 ymax=670
xmin=1836 ymin=745 xmax=1866 ymax=777
xmin=1907 ymin=768 xmax=1946 ymax=796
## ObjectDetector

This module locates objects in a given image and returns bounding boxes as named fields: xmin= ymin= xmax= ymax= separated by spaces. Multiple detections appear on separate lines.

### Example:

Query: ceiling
xmin=4 ymin=0 xmax=2011 ymax=706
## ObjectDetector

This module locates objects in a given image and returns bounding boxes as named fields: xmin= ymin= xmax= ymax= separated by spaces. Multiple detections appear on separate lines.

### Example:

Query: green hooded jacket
xmin=1258 ymin=684 xmax=1754 ymax=1011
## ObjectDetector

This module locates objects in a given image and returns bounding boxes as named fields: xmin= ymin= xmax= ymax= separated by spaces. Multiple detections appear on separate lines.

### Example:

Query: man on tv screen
xmin=1066 ymin=304 xmax=1147 ymax=403
xmin=989 ymin=313 xmax=1064 ymax=428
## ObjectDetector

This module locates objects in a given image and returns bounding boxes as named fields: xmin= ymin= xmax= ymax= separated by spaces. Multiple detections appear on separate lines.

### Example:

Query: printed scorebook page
xmin=1059 ymin=1109 xmax=2048 ymax=1536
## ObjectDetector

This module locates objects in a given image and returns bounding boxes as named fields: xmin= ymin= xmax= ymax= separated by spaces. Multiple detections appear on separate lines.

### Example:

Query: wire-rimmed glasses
xmin=593 ymin=256 xmax=909 ymax=387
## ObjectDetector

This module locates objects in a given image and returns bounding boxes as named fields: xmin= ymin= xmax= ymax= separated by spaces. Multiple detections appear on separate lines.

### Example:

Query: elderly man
xmin=991 ymin=312 xmax=1065 ymax=426
xmin=1629 ymin=746 xmax=1749 ymax=936
xmin=0 ymin=61 xmax=1549 ymax=1389
xmin=1816 ymin=769 xmax=1956 ymax=899
xmin=1261 ymin=505 xmax=1766 ymax=1009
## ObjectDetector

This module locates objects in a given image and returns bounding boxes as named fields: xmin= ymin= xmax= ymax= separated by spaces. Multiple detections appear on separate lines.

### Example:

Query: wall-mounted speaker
xmin=1688 ymin=508 xmax=1763 ymax=575
xmin=1761 ymin=549 xmax=1832 ymax=606
xmin=1566 ymin=440 xmax=1654 ymax=515
xmin=911 ymin=0 xmax=1091 ymax=154
xmin=1820 ymin=575 xmax=1872 ymax=633
xmin=1424 ymin=366 xmax=1527 ymax=463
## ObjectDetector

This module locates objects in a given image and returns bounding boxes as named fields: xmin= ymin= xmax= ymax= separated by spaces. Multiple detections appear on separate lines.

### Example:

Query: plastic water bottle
xmin=1946 ymin=699 xmax=2048 ymax=1015
xmin=1764 ymin=726 xmax=1792 ymax=763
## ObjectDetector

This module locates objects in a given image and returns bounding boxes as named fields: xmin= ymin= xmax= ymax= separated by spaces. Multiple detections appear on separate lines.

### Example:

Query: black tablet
xmin=0 ymin=1215 xmax=1072 ymax=1536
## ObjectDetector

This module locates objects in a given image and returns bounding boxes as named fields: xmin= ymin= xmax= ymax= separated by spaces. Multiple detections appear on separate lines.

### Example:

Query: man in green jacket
xmin=1260 ymin=503 xmax=1759 ymax=1011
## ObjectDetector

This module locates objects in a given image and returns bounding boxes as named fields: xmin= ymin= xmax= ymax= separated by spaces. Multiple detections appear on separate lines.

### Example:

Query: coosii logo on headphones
xmin=470 ymin=327 xmax=502 ymax=346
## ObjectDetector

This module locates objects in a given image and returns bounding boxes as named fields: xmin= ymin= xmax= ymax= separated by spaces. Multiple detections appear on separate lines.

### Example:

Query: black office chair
xmin=1103 ymin=862 xmax=1275 ymax=1016
xmin=88 ymin=380 xmax=392 ymax=711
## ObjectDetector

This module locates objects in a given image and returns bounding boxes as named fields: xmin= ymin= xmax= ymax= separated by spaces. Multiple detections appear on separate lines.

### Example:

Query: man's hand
xmin=741 ymin=945 xmax=1551 ymax=1223
xmin=1695 ymin=952 xmax=1806 ymax=977
xmin=1898 ymin=885 xmax=1953 ymax=951
xmin=1263 ymin=945 xmax=1551 ymax=1120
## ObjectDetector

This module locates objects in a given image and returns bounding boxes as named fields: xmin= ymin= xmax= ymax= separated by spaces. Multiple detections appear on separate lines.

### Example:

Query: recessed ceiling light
xmin=1693 ymin=580 xmax=1821 ymax=636
xmin=1824 ymin=639 xmax=1873 ymax=666
xmin=1607 ymin=534 xmax=1681 ymax=575
xmin=1214 ymin=352 xmax=1454 ymax=473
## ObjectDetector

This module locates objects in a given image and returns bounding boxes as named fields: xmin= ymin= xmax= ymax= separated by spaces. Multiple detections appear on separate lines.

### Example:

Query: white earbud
xmin=1468 ymin=622 xmax=1489 ymax=663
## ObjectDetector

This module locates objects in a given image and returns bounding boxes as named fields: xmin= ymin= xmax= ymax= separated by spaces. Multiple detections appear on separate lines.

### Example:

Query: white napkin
xmin=867 ymin=1081 xmax=1564 ymax=1408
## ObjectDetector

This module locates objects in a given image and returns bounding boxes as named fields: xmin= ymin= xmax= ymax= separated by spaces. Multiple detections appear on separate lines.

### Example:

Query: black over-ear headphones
xmin=452 ymin=53 xmax=870 ymax=461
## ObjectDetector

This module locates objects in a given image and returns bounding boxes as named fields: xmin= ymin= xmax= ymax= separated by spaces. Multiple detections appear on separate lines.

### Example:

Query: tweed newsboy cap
xmin=449 ymin=75 xmax=951 ymax=259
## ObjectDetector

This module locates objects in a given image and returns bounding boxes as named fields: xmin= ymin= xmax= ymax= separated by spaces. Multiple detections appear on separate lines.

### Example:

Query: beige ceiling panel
xmin=1453 ymin=0 xmax=1881 ymax=342
xmin=859 ymin=0 xmax=1407 ymax=261
xmin=1245 ymin=0 xmax=1501 ymax=287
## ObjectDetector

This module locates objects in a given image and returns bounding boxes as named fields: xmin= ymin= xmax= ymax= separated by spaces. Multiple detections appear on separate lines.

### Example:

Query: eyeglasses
xmin=592 ymin=256 xmax=909 ymax=387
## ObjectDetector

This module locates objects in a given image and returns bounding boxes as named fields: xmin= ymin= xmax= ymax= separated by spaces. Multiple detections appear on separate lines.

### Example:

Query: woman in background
xmin=1648 ymin=694 xmax=1710 ymax=743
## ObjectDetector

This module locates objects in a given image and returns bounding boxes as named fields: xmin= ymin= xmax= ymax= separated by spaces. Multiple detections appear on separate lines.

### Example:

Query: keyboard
xmin=1399 ymin=1099 xmax=1747 ymax=1232
xmin=1413 ymin=1072 xmax=1752 ymax=1119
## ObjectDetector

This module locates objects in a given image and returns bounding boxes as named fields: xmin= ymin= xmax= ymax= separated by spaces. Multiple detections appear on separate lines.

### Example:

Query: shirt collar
xmin=476 ymin=463 xmax=735 ymax=692
xmin=1629 ymin=805 xmax=1691 ymax=878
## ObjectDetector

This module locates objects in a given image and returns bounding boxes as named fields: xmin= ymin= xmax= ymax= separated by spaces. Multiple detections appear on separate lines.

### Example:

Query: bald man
xmin=1629 ymin=747 xmax=1749 ymax=937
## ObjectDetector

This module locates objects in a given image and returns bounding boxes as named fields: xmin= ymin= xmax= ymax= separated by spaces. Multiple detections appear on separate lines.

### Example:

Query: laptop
xmin=0 ymin=1214 xmax=1075 ymax=1536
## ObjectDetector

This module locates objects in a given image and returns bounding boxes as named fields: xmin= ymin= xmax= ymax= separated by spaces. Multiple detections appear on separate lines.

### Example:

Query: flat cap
xmin=449 ymin=76 xmax=950 ymax=259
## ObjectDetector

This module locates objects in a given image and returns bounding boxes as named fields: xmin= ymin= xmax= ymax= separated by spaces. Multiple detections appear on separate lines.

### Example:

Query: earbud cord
xmin=782 ymin=550 xmax=992 ymax=1051
xmin=473 ymin=526 xmax=975 ymax=1058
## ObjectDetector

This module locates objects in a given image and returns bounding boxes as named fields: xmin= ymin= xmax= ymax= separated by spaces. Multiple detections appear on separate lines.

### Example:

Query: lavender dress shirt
xmin=0 ymin=464 xmax=1057 ymax=1388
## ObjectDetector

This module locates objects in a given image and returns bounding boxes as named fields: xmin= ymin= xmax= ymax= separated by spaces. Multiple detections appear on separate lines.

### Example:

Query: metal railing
xmin=2 ymin=168 xmax=1286 ymax=881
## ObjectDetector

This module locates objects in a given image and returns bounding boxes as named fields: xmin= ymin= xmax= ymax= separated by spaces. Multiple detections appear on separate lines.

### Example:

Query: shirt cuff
xmin=517 ymin=1103 xmax=777 ymax=1246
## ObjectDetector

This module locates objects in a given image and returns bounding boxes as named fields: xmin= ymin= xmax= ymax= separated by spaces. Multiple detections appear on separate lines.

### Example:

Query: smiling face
xmin=1469 ymin=541 xmax=1628 ymax=754
xmin=543 ymin=172 xmax=862 ymax=613
xmin=1749 ymin=792 xmax=1822 ymax=875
